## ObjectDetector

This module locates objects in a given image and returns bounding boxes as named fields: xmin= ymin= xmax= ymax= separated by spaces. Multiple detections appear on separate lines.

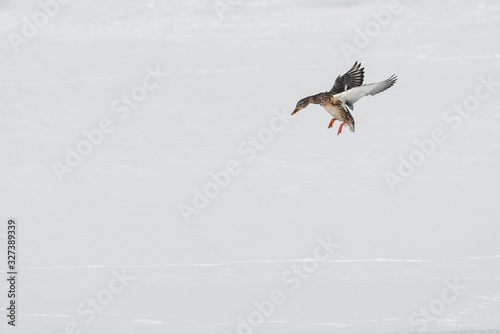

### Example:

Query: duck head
xmin=291 ymin=97 xmax=311 ymax=115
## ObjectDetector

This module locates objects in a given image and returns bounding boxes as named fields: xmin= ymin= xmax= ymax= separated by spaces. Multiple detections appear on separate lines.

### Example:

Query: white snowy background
xmin=1 ymin=0 xmax=500 ymax=333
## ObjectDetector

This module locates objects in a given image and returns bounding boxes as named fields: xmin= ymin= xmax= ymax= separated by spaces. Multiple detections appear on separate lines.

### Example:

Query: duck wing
xmin=338 ymin=75 xmax=397 ymax=105
xmin=329 ymin=61 xmax=365 ymax=94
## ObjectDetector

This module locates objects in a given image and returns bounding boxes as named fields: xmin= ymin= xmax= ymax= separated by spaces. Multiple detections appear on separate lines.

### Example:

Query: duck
xmin=291 ymin=62 xmax=397 ymax=135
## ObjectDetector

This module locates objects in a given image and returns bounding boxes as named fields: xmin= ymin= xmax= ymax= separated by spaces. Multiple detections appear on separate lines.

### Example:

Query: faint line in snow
xmin=309 ymin=322 xmax=354 ymax=328
xmin=4 ymin=255 xmax=500 ymax=273
xmin=225 ymin=235 xmax=339 ymax=334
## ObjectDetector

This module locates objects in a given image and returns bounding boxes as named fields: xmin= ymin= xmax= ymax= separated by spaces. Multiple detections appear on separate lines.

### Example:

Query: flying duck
xmin=291 ymin=62 xmax=397 ymax=135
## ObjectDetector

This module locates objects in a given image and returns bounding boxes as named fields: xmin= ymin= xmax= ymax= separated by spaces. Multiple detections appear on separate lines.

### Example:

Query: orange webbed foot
xmin=337 ymin=122 xmax=346 ymax=135
xmin=328 ymin=118 xmax=337 ymax=129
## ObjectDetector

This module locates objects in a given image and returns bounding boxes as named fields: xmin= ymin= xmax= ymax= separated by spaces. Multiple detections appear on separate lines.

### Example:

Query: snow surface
xmin=1 ymin=0 xmax=500 ymax=333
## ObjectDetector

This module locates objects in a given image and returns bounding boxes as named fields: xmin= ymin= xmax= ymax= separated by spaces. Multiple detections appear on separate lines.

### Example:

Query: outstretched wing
xmin=329 ymin=62 xmax=365 ymax=94
xmin=339 ymin=75 xmax=397 ymax=105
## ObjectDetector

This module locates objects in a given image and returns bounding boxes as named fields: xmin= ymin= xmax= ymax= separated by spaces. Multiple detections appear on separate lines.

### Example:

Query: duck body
xmin=308 ymin=93 xmax=355 ymax=133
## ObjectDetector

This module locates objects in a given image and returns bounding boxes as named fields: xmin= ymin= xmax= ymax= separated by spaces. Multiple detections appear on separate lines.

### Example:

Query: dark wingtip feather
xmin=386 ymin=74 xmax=398 ymax=87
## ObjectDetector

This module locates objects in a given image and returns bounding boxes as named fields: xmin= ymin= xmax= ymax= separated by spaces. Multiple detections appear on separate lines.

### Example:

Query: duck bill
xmin=291 ymin=108 xmax=299 ymax=115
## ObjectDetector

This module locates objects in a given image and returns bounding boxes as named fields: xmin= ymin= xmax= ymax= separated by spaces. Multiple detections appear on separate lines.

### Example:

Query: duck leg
xmin=328 ymin=118 xmax=337 ymax=129
xmin=337 ymin=122 xmax=346 ymax=135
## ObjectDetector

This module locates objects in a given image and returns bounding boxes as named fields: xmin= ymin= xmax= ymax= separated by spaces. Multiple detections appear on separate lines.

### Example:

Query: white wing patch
xmin=337 ymin=75 xmax=397 ymax=105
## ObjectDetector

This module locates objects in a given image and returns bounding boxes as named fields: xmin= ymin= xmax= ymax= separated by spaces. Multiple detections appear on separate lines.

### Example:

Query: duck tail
xmin=348 ymin=122 xmax=355 ymax=133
